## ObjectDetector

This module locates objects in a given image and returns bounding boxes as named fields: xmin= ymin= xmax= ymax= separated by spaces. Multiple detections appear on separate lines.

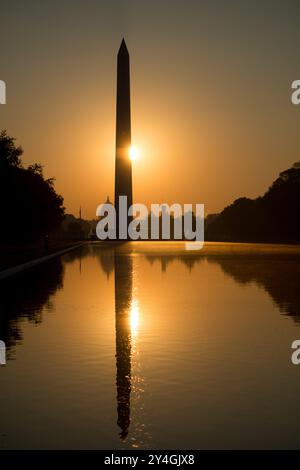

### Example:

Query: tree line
xmin=0 ymin=130 xmax=64 ymax=243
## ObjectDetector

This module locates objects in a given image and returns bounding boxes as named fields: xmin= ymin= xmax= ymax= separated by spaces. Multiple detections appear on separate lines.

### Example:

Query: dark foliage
xmin=206 ymin=161 xmax=300 ymax=243
xmin=0 ymin=130 xmax=65 ymax=243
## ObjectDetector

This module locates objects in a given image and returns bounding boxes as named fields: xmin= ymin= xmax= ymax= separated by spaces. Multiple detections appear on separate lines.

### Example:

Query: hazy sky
xmin=1 ymin=0 xmax=300 ymax=218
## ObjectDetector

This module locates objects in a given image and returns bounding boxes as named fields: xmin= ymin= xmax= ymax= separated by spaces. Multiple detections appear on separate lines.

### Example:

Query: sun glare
xmin=129 ymin=145 xmax=140 ymax=162
xmin=130 ymin=298 xmax=139 ymax=336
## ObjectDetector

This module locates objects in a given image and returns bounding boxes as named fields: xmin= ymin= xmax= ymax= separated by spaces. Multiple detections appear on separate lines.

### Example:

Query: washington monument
xmin=114 ymin=38 xmax=133 ymax=238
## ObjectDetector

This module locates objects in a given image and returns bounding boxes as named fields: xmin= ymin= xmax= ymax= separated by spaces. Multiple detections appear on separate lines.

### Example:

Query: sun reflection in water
xmin=130 ymin=298 xmax=139 ymax=337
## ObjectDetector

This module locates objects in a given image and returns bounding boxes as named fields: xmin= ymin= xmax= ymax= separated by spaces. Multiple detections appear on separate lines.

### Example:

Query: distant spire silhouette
xmin=115 ymin=38 xmax=133 ymax=239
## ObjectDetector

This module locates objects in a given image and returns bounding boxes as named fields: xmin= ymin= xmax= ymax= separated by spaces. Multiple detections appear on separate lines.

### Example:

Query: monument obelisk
xmin=114 ymin=38 xmax=133 ymax=239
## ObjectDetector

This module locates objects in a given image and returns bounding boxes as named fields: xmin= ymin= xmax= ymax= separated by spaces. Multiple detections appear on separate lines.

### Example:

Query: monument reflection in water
xmin=2 ymin=243 xmax=300 ymax=449
xmin=111 ymin=246 xmax=143 ymax=444
xmin=114 ymin=251 xmax=133 ymax=440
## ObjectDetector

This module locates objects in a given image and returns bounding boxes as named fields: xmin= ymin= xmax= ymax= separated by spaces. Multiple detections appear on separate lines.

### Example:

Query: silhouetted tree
xmin=66 ymin=221 xmax=84 ymax=240
xmin=0 ymin=130 xmax=65 ymax=243
xmin=206 ymin=161 xmax=300 ymax=244
xmin=0 ymin=130 xmax=23 ymax=168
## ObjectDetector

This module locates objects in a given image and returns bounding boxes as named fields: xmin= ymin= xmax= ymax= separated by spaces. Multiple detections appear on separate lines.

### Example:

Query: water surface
xmin=1 ymin=242 xmax=300 ymax=449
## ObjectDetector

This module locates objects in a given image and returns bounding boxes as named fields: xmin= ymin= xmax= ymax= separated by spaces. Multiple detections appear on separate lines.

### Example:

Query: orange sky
xmin=1 ymin=1 xmax=300 ymax=218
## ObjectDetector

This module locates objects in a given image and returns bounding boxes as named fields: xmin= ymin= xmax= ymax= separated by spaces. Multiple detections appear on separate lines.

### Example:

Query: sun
xmin=129 ymin=145 xmax=140 ymax=162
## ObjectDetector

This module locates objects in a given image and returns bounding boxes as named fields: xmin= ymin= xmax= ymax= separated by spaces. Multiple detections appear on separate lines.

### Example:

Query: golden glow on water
xmin=130 ymin=298 xmax=139 ymax=337
xmin=2 ymin=243 xmax=300 ymax=449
